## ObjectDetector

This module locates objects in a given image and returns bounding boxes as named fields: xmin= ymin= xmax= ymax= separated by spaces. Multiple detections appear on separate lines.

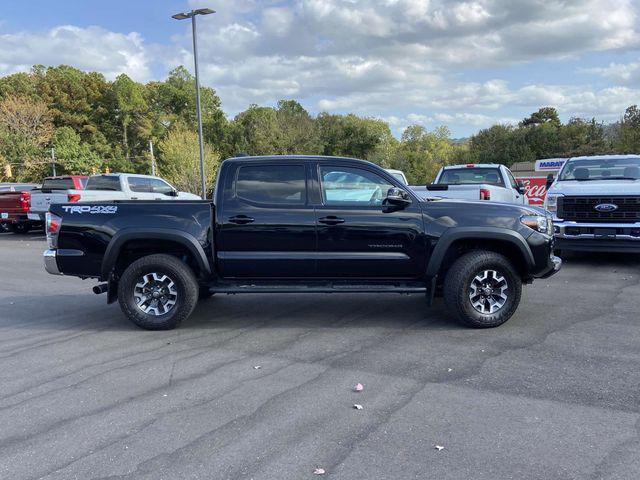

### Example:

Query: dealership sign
xmin=535 ymin=158 xmax=567 ymax=172
xmin=517 ymin=177 xmax=548 ymax=206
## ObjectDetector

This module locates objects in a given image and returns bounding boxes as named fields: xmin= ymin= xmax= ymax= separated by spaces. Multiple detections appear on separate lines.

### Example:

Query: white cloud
xmin=0 ymin=26 xmax=151 ymax=81
xmin=586 ymin=60 xmax=640 ymax=85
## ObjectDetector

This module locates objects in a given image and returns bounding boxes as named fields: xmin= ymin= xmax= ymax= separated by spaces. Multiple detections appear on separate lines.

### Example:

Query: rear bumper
xmin=0 ymin=213 xmax=42 ymax=224
xmin=44 ymin=249 xmax=85 ymax=275
xmin=44 ymin=249 xmax=61 ymax=275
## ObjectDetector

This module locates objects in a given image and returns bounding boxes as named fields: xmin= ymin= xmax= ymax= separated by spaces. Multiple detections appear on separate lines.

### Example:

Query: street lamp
xmin=172 ymin=7 xmax=215 ymax=198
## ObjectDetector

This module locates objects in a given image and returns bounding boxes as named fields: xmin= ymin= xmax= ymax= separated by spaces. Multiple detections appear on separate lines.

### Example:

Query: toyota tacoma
xmin=43 ymin=155 xmax=561 ymax=330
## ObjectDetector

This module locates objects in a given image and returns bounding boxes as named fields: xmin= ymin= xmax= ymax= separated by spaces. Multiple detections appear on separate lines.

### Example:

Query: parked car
xmin=385 ymin=169 xmax=408 ymax=185
xmin=44 ymin=155 xmax=560 ymax=330
xmin=29 ymin=175 xmax=88 ymax=221
xmin=0 ymin=183 xmax=41 ymax=233
xmin=544 ymin=154 xmax=640 ymax=253
xmin=66 ymin=173 xmax=201 ymax=202
xmin=412 ymin=164 xmax=528 ymax=204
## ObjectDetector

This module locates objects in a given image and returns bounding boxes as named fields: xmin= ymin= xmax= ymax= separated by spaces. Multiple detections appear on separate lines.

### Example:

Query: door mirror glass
xmin=516 ymin=180 xmax=526 ymax=195
xmin=545 ymin=174 xmax=555 ymax=190
xmin=385 ymin=187 xmax=412 ymax=207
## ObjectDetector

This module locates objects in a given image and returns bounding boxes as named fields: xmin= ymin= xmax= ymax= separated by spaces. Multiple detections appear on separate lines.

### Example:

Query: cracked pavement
xmin=1 ymin=232 xmax=639 ymax=480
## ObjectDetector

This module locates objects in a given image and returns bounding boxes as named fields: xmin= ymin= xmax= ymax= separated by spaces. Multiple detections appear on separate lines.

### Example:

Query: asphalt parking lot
xmin=1 ymin=233 xmax=639 ymax=480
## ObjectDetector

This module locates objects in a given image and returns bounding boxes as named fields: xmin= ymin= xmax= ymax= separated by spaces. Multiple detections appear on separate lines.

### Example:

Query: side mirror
xmin=385 ymin=187 xmax=412 ymax=208
xmin=545 ymin=174 xmax=555 ymax=190
xmin=516 ymin=180 xmax=526 ymax=195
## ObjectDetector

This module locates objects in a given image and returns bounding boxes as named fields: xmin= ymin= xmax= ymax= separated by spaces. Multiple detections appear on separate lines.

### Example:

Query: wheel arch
xmin=427 ymin=227 xmax=534 ymax=279
xmin=101 ymin=228 xmax=211 ymax=282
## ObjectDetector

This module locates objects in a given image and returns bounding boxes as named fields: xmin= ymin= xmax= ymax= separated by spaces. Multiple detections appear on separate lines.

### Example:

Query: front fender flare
xmin=425 ymin=227 xmax=534 ymax=277
xmin=101 ymin=228 xmax=211 ymax=281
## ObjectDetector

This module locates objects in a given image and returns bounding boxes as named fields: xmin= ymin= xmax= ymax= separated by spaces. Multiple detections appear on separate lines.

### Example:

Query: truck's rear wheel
xmin=443 ymin=250 xmax=522 ymax=328
xmin=9 ymin=223 xmax=30 ymax=234
xmin=118 ymin=254 xmax=198 ymax=330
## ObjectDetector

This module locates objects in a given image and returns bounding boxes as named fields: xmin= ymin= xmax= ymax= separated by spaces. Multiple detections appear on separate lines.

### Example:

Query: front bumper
xmin=553 ymin=220 xmax=640 ymax=252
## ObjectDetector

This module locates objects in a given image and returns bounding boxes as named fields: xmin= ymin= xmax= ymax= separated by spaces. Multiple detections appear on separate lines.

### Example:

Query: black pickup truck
xmin=44 ymin=155 xmax=561 ymax=330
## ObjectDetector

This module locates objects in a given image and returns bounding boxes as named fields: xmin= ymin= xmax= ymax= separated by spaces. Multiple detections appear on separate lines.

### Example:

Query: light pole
xmin=172 ymin=7 xmax=215 ymax=198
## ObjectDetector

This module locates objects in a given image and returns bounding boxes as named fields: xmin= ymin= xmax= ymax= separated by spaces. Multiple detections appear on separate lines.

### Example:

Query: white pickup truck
xmin=67 ymin=173 xmax=201 ymax=203
xmin=544 ymin=154 xmax=640 ymax=253
xmin=29 ymin=175 xmax=88 ymax=222
xmin=411 ymin=164 xmax=528 ymax=204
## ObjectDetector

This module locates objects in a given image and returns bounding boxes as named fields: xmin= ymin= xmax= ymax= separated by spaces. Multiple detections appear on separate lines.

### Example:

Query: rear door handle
xmin=229 ymin=215 xmax=255 ymax=225
xmin=318 ymin=216 xmax=345 ymax=225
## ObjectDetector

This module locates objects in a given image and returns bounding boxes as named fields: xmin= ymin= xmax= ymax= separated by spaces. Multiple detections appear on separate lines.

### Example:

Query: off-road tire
xmin=118 ymin=254 xmax=198 ymax=330
xmin=443 ymin=250 xmax=522 ymax=328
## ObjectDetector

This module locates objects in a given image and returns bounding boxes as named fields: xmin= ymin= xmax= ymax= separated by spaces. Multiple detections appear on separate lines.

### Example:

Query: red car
xmin=0 ymin=183 xmax=41 ymax=234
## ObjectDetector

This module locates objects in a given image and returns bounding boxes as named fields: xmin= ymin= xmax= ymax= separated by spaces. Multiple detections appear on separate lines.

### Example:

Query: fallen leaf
xmin=447 ymin=368 xmax=452 ymax=372
xmin=313 ymin=467 xmax=326 ymax=475
xmin=434 ymin=445 xmax=444 ymax=451
xmin=253 ymin=365 xmax=262 ymax=370
xmin=353 ymin=404 xmax=363 ymax=410
xmin=354 ymin=383 xmax=364 ymax=392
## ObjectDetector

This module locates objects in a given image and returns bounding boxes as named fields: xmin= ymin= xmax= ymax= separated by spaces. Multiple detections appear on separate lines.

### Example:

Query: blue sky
xmin=1 ymin=0 xmax=639 ymax=137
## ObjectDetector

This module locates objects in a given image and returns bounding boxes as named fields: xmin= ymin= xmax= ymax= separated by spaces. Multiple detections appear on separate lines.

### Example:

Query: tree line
xmin=0 ymin=65 xmax=638 ymax=191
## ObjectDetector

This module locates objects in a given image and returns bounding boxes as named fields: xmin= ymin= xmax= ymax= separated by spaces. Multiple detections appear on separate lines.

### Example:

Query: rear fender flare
xmin=101 ymin=228 xmax=211 ymax=281
xmin=426 ymin=227 xmax=534 ymax=277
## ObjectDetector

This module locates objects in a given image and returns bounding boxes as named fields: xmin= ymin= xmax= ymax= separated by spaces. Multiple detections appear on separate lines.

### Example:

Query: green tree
xmin=157 ymin=124 xmax=220 ymax=195
xmin=110 ymin=74 xmax=148 ymax=158
xmin=614 ymin=105 xmax=640 ymax=153
xmin=275 ymin=100 xmax=321 ymax=154
xmin=52 ymin=126 xmax=102 ymax=174
xmin=230 ymin=105 xmax=281 ymax=155
xmin=0 ymin=94 xmax=53 ymax=180
xmin=394 ymin=125 xmax=461 ymax=183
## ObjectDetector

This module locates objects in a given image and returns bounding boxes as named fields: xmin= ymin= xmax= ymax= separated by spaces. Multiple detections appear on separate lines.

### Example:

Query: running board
xmin=210 ymin=282 xmax=428 ymax=294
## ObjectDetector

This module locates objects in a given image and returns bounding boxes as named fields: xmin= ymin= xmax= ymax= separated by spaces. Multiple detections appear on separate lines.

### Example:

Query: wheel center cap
xmin=152 ymin=291 xmax=160 ymax=299
xmin=482 ymin=287 xmax=493 ymax=296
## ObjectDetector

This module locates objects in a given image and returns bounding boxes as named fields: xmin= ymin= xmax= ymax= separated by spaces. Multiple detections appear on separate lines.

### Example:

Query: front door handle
xmin=318 ymin=216 xmax=345 ymax=225
xmin=229 ymin=215 xmax=255 ymax=225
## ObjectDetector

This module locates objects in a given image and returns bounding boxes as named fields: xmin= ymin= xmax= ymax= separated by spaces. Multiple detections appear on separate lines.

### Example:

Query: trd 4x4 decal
xmin=61 ymin=205 xmax=118 ymax=214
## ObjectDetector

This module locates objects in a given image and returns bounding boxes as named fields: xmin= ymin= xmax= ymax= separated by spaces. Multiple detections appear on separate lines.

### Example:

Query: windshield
xmin=438 ymin=167 xmax=504 ymax=186
xmin=85 ymin=176 xmax=121 ymax=191
xmin=558 ymin=156 xmax=640 ymax=181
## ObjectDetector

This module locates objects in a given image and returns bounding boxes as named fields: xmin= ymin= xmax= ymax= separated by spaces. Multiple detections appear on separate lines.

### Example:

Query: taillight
xmin=19 ymin=191 xmax=31 ymax=213
xmin=46 ymin=212 xmax=62 ymax=249
xmin=480 ymin=188 xmax=491 ymax=200
xmin=67 ymin=193 xmax=81 ymax=202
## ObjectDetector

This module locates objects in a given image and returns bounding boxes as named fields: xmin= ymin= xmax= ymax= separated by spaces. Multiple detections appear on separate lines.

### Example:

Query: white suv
xmin=544 ymin=154 xmax=640 ymax=253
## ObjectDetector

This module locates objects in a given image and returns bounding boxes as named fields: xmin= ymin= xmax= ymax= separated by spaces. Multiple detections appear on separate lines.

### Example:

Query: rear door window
xmin=236 ymin=165 xmax=306 ymax=205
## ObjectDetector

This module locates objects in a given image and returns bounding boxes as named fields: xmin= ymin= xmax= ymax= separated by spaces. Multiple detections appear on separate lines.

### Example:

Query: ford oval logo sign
xmin=594 ymin=203 xmax=618 ymax=212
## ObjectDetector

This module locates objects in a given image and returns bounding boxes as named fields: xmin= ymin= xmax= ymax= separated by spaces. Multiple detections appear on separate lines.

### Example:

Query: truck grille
xmin=558 ymin=196 xmax=640 ymax=223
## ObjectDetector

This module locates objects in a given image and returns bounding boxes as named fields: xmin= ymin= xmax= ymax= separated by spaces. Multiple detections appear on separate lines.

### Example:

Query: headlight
xmin=544 ymin=193 xmax=563 ymax=216
xmin=521 ymin=214 xmax=553 ymax=235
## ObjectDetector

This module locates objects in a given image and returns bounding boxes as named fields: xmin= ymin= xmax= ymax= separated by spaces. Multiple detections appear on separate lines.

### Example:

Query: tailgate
xmin=31 ymin=192 xmax=68 ymax=213
xmin=428 ymin=184 xmax=480 ymax=200
xmin=0 ymin=192 xmax=23 ymax=215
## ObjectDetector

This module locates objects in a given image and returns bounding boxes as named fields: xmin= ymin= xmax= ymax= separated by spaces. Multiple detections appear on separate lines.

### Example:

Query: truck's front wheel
xmin=443 ymin=250 xmax=522 ymax=328
xmin=118 ymin=254 xmax=199 ymax=330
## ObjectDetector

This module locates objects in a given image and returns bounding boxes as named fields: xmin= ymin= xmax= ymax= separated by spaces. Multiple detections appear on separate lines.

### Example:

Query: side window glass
xmin=128 ymin=177 xmax=150 ymax=193
xmin=320 ymin=166 xmax=393 ymax=206
xmin=236 ymin=165 xmax=306 ymax=205
xmin=149 ymin=178 xmax=174 ymax=195
xmin=507 ymin=171 xmax=518 ymax=189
